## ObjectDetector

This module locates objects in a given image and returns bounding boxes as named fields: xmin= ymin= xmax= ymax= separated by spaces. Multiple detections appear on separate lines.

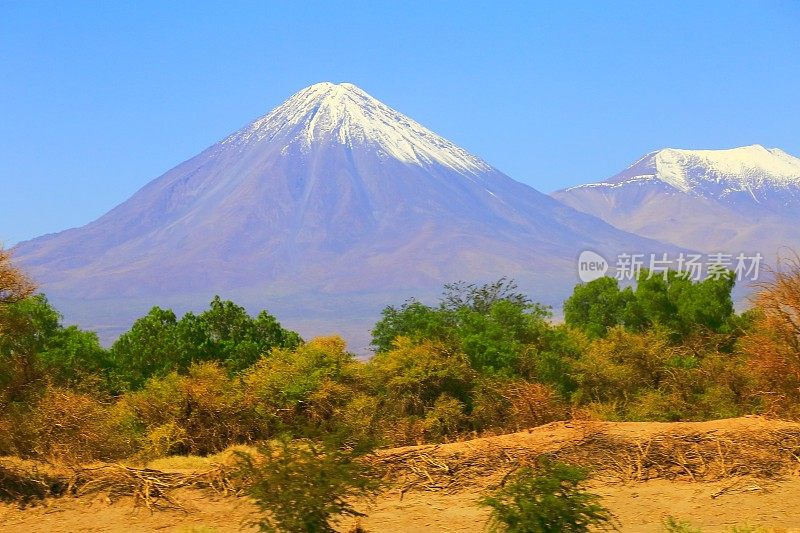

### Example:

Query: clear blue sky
xmin=2 ymin=1 xmax=798 ymax=246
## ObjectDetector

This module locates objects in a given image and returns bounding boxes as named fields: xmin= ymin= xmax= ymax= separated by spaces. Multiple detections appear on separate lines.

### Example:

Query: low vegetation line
xmin=6 ymin=248 xmax=800 ymax=529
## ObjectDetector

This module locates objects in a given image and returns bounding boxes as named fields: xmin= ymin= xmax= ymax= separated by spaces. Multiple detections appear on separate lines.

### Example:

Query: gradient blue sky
xmin=2 ymin=1 xmax=799 ymax=245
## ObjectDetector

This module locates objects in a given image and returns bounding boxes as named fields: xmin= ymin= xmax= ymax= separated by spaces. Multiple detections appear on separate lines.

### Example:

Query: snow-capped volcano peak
xmin=648 ymin=145 xmax=800 ymax=193
xmin=223 ymin=82 xmax=492 ymax=174
xmin=606 ymin=144 xmax=800 ymax=196
xmin=564 ymin=145 xmax=800 ymax=200
xmin=552 ymin=144 xmax=800 ymax=255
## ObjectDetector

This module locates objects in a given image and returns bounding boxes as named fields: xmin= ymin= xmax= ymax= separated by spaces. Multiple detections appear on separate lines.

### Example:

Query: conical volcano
xmin=14 ymin=82 xmax=663 ymax=345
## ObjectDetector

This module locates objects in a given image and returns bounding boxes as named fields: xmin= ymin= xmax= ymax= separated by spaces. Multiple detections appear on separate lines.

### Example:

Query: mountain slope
xmin=14 ymin=82 xmax=665 ymax=345
xmin=552 ymin=145 xmax=800 ymax=255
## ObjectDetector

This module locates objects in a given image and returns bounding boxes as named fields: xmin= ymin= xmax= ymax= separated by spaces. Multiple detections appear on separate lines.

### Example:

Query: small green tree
xmin=197 ymin=296 xmax=303 ymax=372
xmin=634 ymin=269 xmax=735 ymax=340
xmin=0 ymin=294 xmax=110 ymax=399
xmin=371 ymin=278 xmax=553 ymax=376
xmin=564 ymin=270 xmax=737 ymax=341
xmin=370 ymin=300 xmax=453 ymax=353
xmin=109 ymin=306 xmax=182 ymax=388
xmin=237 ymin=436 xmax=379 ymax=533
xmin=563 ymin=277 xmax=638 ymax=339
xmin=110 ymin=297 xmax=302 ymax=388
xmin=480 ymin=459 xmax=614 ymax=533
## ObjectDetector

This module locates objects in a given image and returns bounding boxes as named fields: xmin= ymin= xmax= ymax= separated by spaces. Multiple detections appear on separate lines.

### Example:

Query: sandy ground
xmin=4 ymin=478 xmax=800 ymax=532
xmin=3 ymin=417 xmax=800 ymax=532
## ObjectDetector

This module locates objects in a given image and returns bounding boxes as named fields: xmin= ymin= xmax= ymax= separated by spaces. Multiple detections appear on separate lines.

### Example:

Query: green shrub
xmin=480 ymin=459 xmax=614 ymax=533
xmin=236 ymin=437 xmax=379 ymax=533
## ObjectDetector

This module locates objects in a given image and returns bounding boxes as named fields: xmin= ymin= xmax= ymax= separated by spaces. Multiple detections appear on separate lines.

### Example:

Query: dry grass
xmin=144 ymin=445 xmax=258 ymax=472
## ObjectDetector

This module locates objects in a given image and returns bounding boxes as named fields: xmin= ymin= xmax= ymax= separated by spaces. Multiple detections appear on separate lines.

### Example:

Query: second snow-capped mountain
xmin=553 ymin=145 xmax=800 ymax=255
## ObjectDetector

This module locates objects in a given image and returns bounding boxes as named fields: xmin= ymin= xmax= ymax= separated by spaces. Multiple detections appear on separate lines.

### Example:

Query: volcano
xmin=14 ymin=82 xmax=663 ymax=347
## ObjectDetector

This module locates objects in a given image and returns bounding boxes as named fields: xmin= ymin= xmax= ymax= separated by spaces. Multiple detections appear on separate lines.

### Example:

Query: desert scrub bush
xmin=480 ymin=458 xmax=615 ymax=533
xmin=243 ymin=336 xmax=364 ymax=439
xmin=741 ymin=254 xmax=800 ymax=418
xmin=572 ymin=326 xmax=672 ymax=407
xmin=122 ymin=361 xmax=260 ymax=457
xmin=236 ymin=436 xmax=379 ymax=533
xmin=469 ymin=380 xmax=510 ymax=433
xmin=501 ymin=381 xmax=566 ymax=430
xmin=337 ymin=393 xmax=381 ymax=447
xmin=1 ymin=386 xmax=136 ymax=461
xmin=626 ymin=389 xmax=689 ymax=422
xmin=366 ymin=337 xmax=477 ymax=444
xmin=469 ymin=379 xmax=566 ymax=436
xmin=0 ymin=246 xmax=35 ymax=327
xmin=570 ymin=324 xmax=754 ymax=421
xmin=422 ymin=393 xmax=468 ymax=441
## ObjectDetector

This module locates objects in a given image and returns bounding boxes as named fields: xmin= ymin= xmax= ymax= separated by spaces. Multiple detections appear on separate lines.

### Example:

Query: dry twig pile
xmin=374 ymin=422 xmax=800 ymax=494
xmin=0 ymin=460 xmax=242 ymax=510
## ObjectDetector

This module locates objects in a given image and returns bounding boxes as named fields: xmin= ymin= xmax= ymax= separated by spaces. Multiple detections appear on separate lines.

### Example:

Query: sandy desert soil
xmin=3 ymin=417 xmax=800 ymax=532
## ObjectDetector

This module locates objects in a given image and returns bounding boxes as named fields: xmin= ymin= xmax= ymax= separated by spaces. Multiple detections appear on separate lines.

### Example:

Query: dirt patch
xmin=0 ymin=489 xmax=259 ymax=533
